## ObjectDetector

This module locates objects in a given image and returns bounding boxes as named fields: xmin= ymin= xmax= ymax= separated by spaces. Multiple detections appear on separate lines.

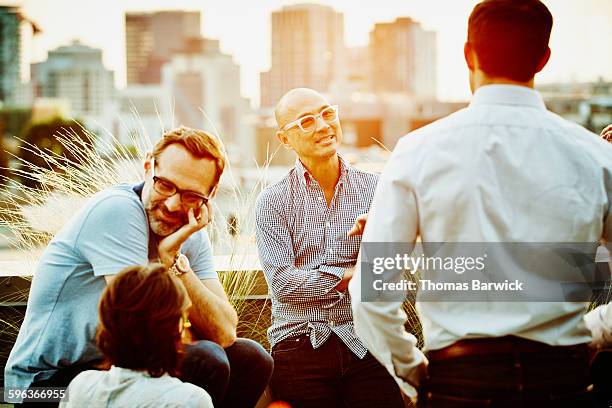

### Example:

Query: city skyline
xmin=4 ymin=0 xmax=612 ymax=105
xmin=260 ymin=3 xmax=345 ymax=107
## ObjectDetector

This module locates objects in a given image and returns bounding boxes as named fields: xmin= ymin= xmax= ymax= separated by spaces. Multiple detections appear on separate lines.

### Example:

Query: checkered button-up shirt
xmin=255 ymin=156 xmax=378 ymax=357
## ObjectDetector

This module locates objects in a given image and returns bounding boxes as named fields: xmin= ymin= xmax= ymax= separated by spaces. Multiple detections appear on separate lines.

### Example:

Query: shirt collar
xmin=295 ymin=154 xmax=350 ymax=186
xmin=109 ymin=365 xmax=163 ymax=379
xmin=132 ymin=181 xmax=145 ymax=199
xmin=470 ymin=84 xmax=546 ymax=110
xmin=294 ymin=157 xmax=309 ymax=185
xmin=131 ymin=181 xmax=160 ymax=259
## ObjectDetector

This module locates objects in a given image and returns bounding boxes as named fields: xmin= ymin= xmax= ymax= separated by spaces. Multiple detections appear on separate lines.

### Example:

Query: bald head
xmin=273 ymin=87 xmax=342 ymax=162
xmin=275 ymin=88 xmax=330 ymax=129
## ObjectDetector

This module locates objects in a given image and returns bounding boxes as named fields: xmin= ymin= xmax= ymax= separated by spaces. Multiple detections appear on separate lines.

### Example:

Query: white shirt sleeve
xmin=183 ymin=386 xmax=214 ymax=408
xmin=58 ymin=370 xmax=96 ymax=408
xmin=349 ymin=137 xmax=427 ymax=399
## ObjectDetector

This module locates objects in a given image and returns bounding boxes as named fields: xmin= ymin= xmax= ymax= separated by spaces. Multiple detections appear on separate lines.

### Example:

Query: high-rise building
xmin=162 ymin=37 xmax=251 ymax=155
xmin=369 ymin=17 xmax=436 ymax=98
xmin=0 ymin=6 xmax=21 ymax=104
xmin=125 ymin=11 xmax=201 ymax=84
xmin=32 ymin=41 xmax=114 ymax=120
xmin=115 ymin=83 xmax=173 ymax=146
xmin=260 ymin=4 xmax=345 ymax=107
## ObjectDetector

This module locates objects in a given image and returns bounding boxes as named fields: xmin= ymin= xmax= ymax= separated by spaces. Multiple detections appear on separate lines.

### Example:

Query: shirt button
xmin=326 ymin=222 xmax=330 ymax=227
xmin=329 ymin=321 xmax=335 ymax=327
xmin=318 ymin=197 xmax=324 ymax=201
xmin=329 ymin=249 xmax=335 ymax=254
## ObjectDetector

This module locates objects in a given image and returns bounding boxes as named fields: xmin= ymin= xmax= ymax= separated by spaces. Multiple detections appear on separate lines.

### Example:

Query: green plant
xmin=0 ymin=136 xmax=8 ymax=185
xmin=15 ymin=117 xmax=95 ymax=189
xmin=0 ymin=124 xmax=145 ymax=254
xmin=0 ymin=107 xmax=32 ymax=138
xmin=0 ymin=107 xmax=32 ymax=186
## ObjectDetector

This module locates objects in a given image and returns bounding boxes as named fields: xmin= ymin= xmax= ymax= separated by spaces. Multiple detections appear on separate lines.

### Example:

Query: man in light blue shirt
xmin=5 ymin=126 xmax=273 ymax=407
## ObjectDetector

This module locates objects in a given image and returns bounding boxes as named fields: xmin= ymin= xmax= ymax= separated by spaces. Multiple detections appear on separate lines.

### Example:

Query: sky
xmin=6 ymin=0 xmax=612 ymax=104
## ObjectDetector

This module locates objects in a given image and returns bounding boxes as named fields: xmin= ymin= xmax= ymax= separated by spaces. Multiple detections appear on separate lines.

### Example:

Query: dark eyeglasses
xmin=150 ymin=158 xmax=210 ymax=208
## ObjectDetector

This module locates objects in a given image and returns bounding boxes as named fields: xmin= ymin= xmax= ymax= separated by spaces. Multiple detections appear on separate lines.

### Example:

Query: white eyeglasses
xmin=282 ymin=105 xmax=339 ymax=133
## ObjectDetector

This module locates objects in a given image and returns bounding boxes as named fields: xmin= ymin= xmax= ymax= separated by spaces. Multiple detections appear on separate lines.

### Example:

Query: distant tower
xmin=369 ymin=17 xmax=436 ymax=98
xmin=0 ymin=6 xmax=22 ymax=104
xmin=260 ymin=3 xmax=345 ymax=107
xmin=125 ymin=11 xmax=201 ymax=84
xmin=162 ymin=38 xmax=250 ymax=146
xmin=32 ymin=41 xmax=114 ymax=118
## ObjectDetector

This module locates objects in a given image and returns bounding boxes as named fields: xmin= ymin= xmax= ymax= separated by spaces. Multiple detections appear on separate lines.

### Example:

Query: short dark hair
xmin=468 ymin=0 xmax=553 ymax=82
xmin=96 ymin=263 xmax=189 ymax=377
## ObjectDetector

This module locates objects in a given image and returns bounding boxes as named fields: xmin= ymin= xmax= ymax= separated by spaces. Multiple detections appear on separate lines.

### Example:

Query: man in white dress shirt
xmin=349 ymin=0 xmax=612 ymax=406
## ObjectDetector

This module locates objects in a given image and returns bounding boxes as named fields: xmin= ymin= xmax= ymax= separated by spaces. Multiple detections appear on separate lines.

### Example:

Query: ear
xmin=535 ymin=46 xmax=551 ymax=74
xmin=143 ymin=152 xmax=153 ymax=171
xmin=144 ymin=152 xmax=153 ymax=173
xmin=276 ymin=130 xmax=292 ymax=150
xmin=464 ymin=42 xmax=475 ymax=71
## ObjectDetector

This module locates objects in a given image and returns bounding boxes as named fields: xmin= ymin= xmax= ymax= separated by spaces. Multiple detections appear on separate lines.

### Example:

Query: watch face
xmin=177 ymin=254 xmax=190 ymax=272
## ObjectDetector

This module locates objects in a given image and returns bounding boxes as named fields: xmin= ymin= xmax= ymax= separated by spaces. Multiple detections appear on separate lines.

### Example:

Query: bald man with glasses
xmin=255 ymin=88 xmax=404 ymax=407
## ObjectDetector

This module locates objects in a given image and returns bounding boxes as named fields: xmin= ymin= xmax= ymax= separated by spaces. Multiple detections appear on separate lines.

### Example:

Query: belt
xmin=427 ymin=336 xmax=588 ymax=362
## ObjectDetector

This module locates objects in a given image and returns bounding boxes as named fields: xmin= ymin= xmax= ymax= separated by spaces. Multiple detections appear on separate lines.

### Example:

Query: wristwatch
xmin=169 ymin=253 xmax=190 ymax=277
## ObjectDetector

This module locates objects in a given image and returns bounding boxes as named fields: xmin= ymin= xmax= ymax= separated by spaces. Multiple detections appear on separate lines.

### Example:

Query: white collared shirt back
xmin=350 ymin=84 xmax=612 ymax=394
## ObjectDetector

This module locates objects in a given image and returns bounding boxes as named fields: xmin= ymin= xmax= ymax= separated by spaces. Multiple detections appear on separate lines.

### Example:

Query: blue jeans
xmin=25 ymin=338 xmax=273 ymax=408
xmin=270 ymin=334 xmax=404 ymax=408
xmin=181 ymin=338 xmax=274 ymax=408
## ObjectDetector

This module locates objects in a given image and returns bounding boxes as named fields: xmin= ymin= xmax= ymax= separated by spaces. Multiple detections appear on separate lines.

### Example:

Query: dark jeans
xmin=270 ymin=333 xmax=404 ymax=408
xmin=419 ymin=339 xmax=595 ymax=408
xmin=23 ymin=338 xmax=273 ymax=408
xmin=181 ymin=338 xmax=273 ymax=408
xmin=591 ymin=350 xmax=612 ymax=408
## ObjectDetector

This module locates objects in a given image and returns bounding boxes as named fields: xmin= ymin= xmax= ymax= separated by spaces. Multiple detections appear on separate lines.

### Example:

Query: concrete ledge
xmin=0 ymin=254 xmax=270 ymax=306
xmin=0 ymin=252 xmax=263 ymax=276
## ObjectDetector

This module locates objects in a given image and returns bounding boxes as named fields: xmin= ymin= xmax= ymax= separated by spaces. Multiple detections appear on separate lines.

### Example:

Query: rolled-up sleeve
xmin=255 ymin=190 xmax=344 ymax=303
xmin=349 ymin=138 xmax=426 ymax=398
